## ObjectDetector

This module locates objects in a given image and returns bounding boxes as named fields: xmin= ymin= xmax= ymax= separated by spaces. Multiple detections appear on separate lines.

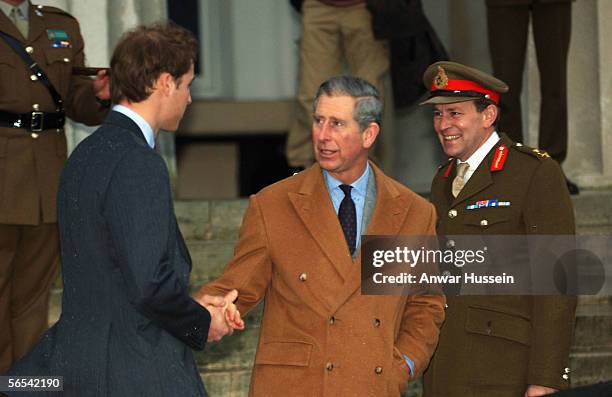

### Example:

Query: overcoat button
xmin=31 ymin=133 xmax=39 ymax=139
xmin=32 ymin=103 xmax=40 ymax=110
xmin=63 ymin=58 xmax=70 ymax=63
xmin=564 ymin=367 xmax=571 ymax=374
xmin=299 ymin=273 xmax=307 ymax=282
xmin=375 ymin=366 xmax=383 ymax=374
xmin=326 ymin=362 xmax=334 ymax=371
xmin=25 ymin=46 xmax=33 ymax=54
xmin=30 ymin=74 xmax=38 ymax=81
xmin=562 ymin=374 xmax=569 ymax=380
xmin=480 ymin=219 xmax=488 ymax=226
xmin=373 ymin=318 xmax=381 ymax=327
xmin=448 ymin=209 xmax=457 ymax=218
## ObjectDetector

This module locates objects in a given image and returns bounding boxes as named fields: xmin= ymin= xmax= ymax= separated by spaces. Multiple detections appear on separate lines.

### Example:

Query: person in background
xmin=0 ymin=0 xmax=110 ymax=373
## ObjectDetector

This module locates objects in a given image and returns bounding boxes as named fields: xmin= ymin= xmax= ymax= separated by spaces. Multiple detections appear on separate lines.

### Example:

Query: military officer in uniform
xmin=0 ymin=0 xmax=109 ymax=373
xmin=420 ymin=61 xmax=577 ymax=397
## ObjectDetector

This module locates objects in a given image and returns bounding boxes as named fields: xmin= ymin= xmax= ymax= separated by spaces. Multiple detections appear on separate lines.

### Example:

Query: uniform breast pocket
xmin=43 ymin=48 xmax=72 ymax=93
xmin=463 ymin=209 xmax=512 ymax=232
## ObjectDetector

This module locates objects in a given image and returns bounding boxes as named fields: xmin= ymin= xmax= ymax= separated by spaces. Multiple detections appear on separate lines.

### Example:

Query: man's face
xmin=160 ymin=63 xmax=195 ymax=132
xmin=433 ymin=101 xmax=496 ymax=161
xmin=312 ymin=94 xmax=377 ymax=184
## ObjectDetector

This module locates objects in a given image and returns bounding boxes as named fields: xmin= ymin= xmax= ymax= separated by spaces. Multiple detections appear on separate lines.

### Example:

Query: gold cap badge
xmin=434 ymin=66 xmax=449 ymax=89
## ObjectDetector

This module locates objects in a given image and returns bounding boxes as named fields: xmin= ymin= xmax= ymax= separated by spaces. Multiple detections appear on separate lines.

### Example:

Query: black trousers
xmin=487 ymin=2 xmax=571 ymax=163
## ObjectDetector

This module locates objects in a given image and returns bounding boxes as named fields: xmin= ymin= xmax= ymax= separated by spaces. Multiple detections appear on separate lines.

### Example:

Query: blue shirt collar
xmin=112 ymin=104 xmax=155 ymax=149
xmin=323 ymin=162 xmax=370 ymax=196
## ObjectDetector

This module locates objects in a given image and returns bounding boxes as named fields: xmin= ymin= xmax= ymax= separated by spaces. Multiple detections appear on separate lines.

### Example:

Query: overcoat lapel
xmin=288 ymin=164 xmax=354 ymax=283
xmin=330 ymin=164 xmax=411 ymax=313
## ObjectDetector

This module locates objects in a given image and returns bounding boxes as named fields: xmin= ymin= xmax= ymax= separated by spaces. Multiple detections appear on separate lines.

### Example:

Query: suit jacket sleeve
xmin=198 ymin=194 xmax=273 ymax=315
xmin=396 ymin=202 xmax=446 ymax=377
xmin=103 ymin=148 xmax=211 ymax=350
xmin=524 ymin=158 xmax=577 ymax=389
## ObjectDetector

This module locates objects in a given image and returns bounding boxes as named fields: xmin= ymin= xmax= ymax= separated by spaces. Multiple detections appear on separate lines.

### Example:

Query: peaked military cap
xmin=420 ymin=61 xmax=509 ymax=105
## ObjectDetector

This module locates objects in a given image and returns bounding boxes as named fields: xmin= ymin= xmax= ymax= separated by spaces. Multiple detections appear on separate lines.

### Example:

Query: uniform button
xmin=562 ymin=374 xmax=569 ymax=380
xmin=30 ymin=74 xmax=38 ymax=81
xmin=516 ymin=142 xmax=523 ymax=147
xmin=444 ymin=304 xmax=449 ymax=309
xmin=564 ymin=367 xmax=571 ymax=374
xmin=63 ymin=58 xmax=70 ymax=63
xmin=374 ymin=366 xmax=383 ymax=374
xmin=480 ymin=219 xmax=488 ymax=226
xmin=31 ymin=133 xmax=39 ymax=139
xmin=446 ymin=239 xmax=455 ymax=248
xmin=448 ymin=209 xmax=457 ymax=218
xmin=32 ymin=104 xmax=40 ymax=111
xmin=37 ymin=4 xmax=43 ymax=9
xmin=326 ymin=362 xmax=334 ymax=371
xmin=25 ymin=46 xmax=34 ymax=54
xmin=298 ymin=273 xmax=307 ymax=282
xmin=373 ymin=318 xmax=381 ymax=327
xmin=329 ymin=316 xmax=335 ymax=325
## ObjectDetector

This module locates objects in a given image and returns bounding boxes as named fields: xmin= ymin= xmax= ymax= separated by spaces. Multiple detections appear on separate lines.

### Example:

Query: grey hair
xmin=312 ymin=75 xmax=383 ymax=132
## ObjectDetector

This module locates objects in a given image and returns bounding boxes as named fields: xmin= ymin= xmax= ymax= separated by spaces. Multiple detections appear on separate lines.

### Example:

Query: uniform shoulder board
xmin=511 ymin=142 xmax=551 ymax=160
xmin=33 ymin=4 xmax=76 ymax=19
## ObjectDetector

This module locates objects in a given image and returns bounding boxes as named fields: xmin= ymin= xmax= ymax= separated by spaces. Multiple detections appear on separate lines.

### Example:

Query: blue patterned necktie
xmin=338 ymin=184 xmax=356 ymax=255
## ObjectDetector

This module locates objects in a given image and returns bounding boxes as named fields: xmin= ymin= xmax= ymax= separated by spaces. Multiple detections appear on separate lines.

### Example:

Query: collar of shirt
xmin=323 ymin=162 xmax=370 ymax=247
xmin=461 ymin=131 xmax=500 ymax=183
xmin=0 ymin=1 xmax=29 ymax=22
xmin=112 ymin=105 xmax=155 ymax=149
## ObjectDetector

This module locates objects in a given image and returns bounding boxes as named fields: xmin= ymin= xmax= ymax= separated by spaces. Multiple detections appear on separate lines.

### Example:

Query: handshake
xmin=196 ymin=289 xmax=245 ymax=342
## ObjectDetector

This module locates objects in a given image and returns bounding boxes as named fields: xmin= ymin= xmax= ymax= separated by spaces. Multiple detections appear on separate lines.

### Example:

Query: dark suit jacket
xmin=7 ymin=111 xmax=211 ymax=397
xmin=200 ymin=163 xmax=445 ymax=396
xmin=423 ymin=134 xmax=577 ymax=397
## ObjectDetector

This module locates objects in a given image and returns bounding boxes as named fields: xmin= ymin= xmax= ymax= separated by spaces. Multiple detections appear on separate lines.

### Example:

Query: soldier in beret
xmin=0 ymin=0 xmax=110 ymax=373
xmin=420 ymin=61 xmax=577 ymax=397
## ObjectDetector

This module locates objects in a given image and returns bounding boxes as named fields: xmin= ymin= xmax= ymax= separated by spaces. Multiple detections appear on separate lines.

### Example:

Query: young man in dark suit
xmin=5 ymin=23 xmax=243 ymax=397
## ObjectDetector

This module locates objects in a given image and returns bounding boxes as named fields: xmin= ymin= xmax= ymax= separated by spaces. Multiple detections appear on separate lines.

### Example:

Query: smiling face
xmin=312 ymin=94 xmax=378 ymax=184
xmin=433 ymin=101 xmax=497 ymax=161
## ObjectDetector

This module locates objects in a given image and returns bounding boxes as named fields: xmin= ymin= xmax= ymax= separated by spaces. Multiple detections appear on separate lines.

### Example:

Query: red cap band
xmin=431 ymin=79 xmax=500 ymax=104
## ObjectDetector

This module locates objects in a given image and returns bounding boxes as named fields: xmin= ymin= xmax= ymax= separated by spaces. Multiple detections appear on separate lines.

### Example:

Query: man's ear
xmin=155 ymin=72 xmax=174 ymax=96
xmin=362 ymin=122 xmax=380 ymax=149
xmin=482 ymin=104 xmax=498 ymax=129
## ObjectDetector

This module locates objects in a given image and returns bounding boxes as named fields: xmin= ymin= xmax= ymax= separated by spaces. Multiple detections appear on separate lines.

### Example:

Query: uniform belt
xmin=0 ymin=110 xmax=65 ymax=132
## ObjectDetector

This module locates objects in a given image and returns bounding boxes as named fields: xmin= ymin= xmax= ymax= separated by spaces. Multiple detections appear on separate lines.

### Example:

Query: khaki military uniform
xmin=0 ymin=2 xmax=107 ymax=372
xmin=423 ymin=133 xmax=577 ymax=397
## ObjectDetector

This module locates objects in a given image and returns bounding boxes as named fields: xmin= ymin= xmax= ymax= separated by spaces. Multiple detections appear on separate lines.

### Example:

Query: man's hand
xmin=198 ymin=290 xmax=244 ymax=342
xmin=93 ymin=69 xmax=110 ymax=100
xmin=525 ymin=385 xmax=558 ymax=397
